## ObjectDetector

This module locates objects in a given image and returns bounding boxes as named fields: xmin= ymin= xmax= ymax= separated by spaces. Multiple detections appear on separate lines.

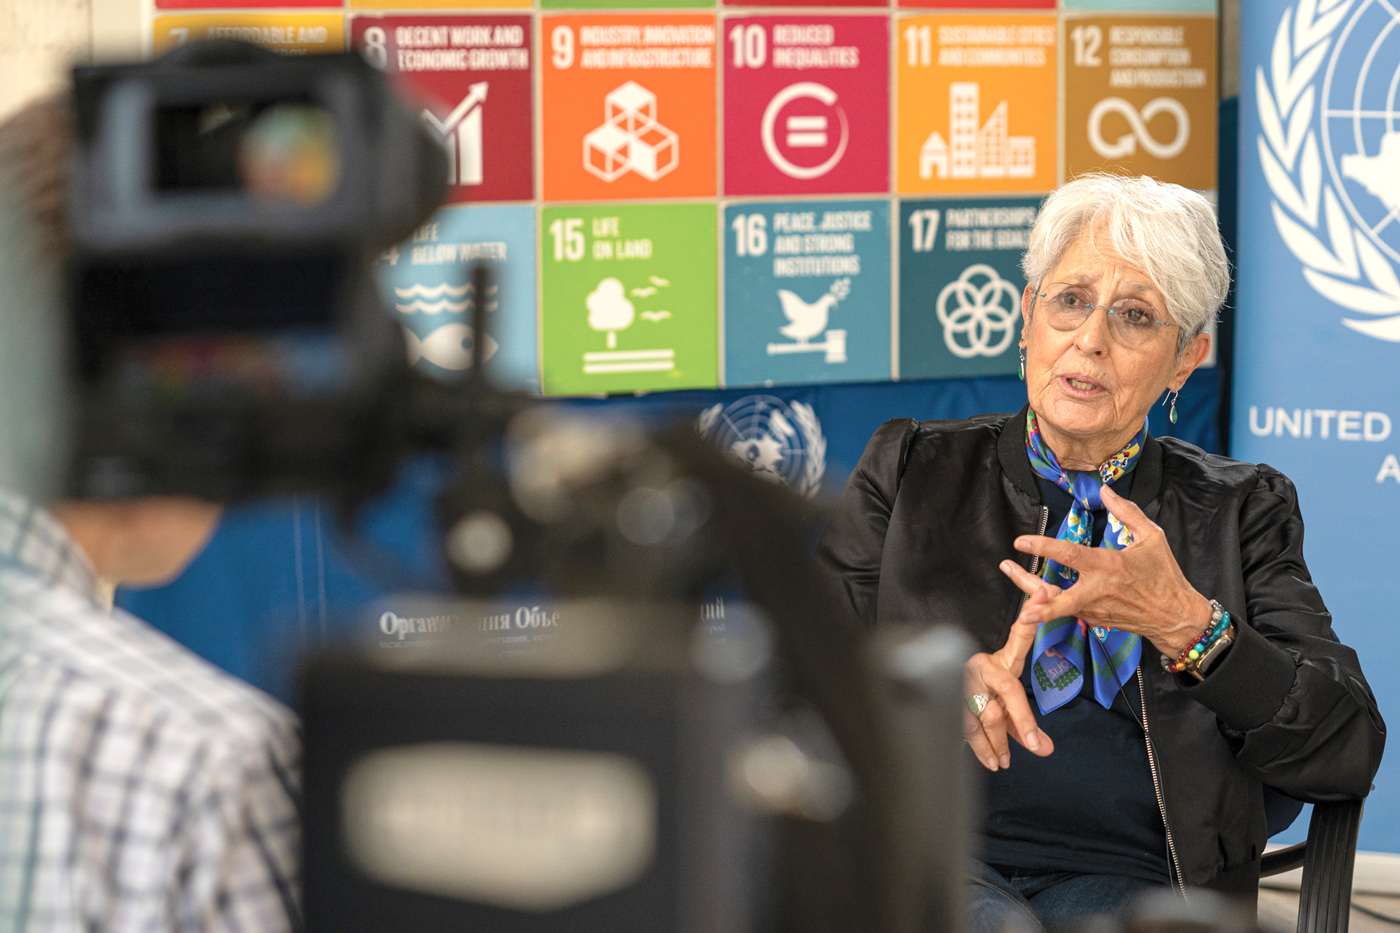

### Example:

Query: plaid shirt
xmin=0 ymin=492 xmax=301 ymax=932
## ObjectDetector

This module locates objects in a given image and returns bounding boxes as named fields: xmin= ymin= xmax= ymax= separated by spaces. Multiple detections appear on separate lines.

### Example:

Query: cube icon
xmin=584 ymin=81 xmax=679 ymax=183
xmin=606 ymin=81 xmax=657 ymax=134
xmin=585 ymin=123 xmax=633 ymax=182
xmin=628 ymin=125 xmax=678 ymax=181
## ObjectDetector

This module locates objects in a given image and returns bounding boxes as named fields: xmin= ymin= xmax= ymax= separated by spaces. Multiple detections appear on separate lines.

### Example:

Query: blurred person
xmin=0 ymin=96 xmax=299 ymax=933
xmin=819 ymin=174 xmax=1384 ymax=929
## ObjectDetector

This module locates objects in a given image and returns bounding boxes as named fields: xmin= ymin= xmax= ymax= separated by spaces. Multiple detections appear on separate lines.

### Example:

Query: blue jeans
xmin=966 ymin=861 xmax=1165 ymax=933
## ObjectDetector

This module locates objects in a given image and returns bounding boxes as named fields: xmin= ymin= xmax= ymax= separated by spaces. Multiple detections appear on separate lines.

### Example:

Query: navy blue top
xmin=979 ymin=470 xmax=1171 ymax=884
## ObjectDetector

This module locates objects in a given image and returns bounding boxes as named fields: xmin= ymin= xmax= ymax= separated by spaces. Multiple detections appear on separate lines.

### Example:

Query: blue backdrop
xmin=120 ymin=367 xmax=1220 ymax=706
xmin=1233 ymin=0 xmax=1400 ymax=853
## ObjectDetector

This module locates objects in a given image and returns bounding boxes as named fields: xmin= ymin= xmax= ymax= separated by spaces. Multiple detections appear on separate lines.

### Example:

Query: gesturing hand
xmin=1001 ymin=485 xmax=1212 ymax=659
xmin=964 ymin=583 xmax=1056 ymax=771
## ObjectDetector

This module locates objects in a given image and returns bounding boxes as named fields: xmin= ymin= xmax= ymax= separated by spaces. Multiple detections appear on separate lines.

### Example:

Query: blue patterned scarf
xmin=1025 ymin=410 xmax=1145 ymax=713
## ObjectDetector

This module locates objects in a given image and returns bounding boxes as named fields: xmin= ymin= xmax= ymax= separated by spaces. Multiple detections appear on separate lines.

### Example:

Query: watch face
xmin=1194 ymin=627 xmax=1235 ymax=677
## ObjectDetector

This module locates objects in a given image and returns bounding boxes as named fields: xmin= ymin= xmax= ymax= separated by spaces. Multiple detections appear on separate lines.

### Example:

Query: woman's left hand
xmin=1000 ymin=486 xmax=1212 ymax=658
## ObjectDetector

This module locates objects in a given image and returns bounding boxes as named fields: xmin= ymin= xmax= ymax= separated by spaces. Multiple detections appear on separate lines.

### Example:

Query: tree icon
xmin=586 ymin=278 xmax=635 ymax=348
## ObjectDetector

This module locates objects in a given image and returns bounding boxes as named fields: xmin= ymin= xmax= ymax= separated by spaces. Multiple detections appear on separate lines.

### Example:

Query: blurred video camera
xmin=57 ymin=41 xmax=980 ymax=933
xmin=65 ymin=40 xmax=446 ymax=504
xmin=300 ymin=412 xmax=979 ymax=933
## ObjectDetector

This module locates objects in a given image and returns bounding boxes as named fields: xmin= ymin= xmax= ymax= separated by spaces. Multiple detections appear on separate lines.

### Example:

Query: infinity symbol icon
xmin=936 ymin=264 xmax=1021 ymax=360
xmin=1087 ymin=96 xmax=1190 ymax=160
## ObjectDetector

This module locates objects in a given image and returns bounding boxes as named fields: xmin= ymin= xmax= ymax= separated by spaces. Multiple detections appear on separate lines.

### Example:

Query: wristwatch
xmin=1184 ymin=618 xmax=1236 ymax=681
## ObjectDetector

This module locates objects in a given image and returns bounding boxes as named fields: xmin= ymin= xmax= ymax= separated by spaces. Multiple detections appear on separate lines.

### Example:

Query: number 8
xmin=362 ymin=27 xmax=388 ymax=70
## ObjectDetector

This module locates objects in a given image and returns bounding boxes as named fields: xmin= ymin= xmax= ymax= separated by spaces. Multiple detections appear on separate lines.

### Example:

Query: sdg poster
xmin=1061 ymin=14 xmax=1216 ymax=188
xmin=377 ymin=205 xmax=538 ymax=390
xmin=540 ymin=14 xmax=717 ymax=202
xmin=349 ymin=15 xmax=534 ymax=204
xmin=896 ymin=14 xmax=1056 ymax=196
xmin=724 ymin=200 xmax=891 ymax=387
xmin=723 ymin=15 xmax=889 ymax=197
xmin=900 ymin=197 xmax=1035 ymax=379
xmin=540 ymin=203 xmax=718 ymax=395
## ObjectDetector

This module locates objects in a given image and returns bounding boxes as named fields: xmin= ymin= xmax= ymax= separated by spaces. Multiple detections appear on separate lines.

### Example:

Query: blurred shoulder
xmin=0 ymin=569 xmax=297 ymax=765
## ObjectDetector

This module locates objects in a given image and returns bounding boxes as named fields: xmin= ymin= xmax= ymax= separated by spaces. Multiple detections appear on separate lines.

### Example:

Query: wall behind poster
xmin=127 ymin=0 xmax=1253 ymax=835
xmin=1233 ymin=0 xmax=1400 ymax=853
xmin=121 ymin=369 xmax=1220 ymax=704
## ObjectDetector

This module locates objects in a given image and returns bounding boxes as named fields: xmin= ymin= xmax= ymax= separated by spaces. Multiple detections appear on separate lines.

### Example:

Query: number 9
xmin=552 ymin=26 xmax=574 ymax=70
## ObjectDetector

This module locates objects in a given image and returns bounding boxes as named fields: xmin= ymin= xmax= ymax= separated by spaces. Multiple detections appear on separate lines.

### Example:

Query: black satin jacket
xmin=816 ymin=407 xmax=1385 ymax=894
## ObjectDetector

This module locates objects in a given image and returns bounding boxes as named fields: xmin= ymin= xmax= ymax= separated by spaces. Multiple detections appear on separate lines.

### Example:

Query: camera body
xmin=64 ymin=42 xmax=446 ymax=505
xmin=301 ymin=599 xmax=775 ymax=933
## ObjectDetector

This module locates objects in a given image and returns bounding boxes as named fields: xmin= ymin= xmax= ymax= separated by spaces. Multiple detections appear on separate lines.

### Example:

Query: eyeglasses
xmin=1034 ymin=287 xmax=1178 ymax=348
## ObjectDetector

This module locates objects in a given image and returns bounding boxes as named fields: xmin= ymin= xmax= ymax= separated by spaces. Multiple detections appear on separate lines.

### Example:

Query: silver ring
xmin=968 ymin=693 xmax=991 ymax=717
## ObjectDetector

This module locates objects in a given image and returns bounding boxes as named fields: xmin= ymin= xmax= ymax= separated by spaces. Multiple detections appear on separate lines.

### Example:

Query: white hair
xmin=1020 ymin=173 xmax=1229 ymax=353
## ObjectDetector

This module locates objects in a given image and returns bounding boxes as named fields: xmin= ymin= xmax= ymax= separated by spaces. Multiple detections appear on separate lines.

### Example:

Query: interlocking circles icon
xmin=936 ymin=264 xmax=1021 ymax=359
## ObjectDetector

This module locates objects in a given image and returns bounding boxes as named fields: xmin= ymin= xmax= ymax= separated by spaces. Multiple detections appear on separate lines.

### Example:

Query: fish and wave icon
xmin=392 ymin=280 xmax=503 ymax=370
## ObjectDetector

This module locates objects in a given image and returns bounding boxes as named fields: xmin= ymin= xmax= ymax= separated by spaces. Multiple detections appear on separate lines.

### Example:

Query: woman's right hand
xmin=963 ymin=577 xmax=1056 ymax=771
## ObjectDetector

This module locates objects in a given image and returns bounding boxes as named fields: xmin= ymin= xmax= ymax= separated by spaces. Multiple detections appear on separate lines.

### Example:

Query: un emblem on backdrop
xmin=699 ymin=396 xmax=826 ymax=499
xmin=1259 ymin=0 xmax=1400 ymax=342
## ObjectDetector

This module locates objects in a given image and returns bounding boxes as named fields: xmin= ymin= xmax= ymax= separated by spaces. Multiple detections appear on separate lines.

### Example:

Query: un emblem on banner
xmin=698 ymin=396 xmax=826 ymax=499
xmin=1259 ymin=0 xmax=1400 ymax=342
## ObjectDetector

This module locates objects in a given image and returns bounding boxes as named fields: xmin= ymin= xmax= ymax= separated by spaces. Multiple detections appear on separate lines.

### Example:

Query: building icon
xmin=920 ymin=82 xmax=1035 ymax=180
xmin=584 ymin=82 xmax=679 ymax=183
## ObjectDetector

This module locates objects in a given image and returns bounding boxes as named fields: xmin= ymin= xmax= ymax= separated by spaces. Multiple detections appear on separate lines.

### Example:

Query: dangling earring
xmin=1018 ymin=346 xmax=1026 ymax=381
xmin=1164 ymin=390 xmax=1179 ymax=424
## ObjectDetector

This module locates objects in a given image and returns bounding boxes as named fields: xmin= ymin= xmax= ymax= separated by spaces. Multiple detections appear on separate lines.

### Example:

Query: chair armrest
xmin=1297 ymin=799 xmax=1364 ymax=933
xmin=1261 ymin=841 xmax=1308 ymax=878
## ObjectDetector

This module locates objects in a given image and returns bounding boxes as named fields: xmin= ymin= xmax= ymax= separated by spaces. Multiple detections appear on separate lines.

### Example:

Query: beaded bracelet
xmin=1163 ymin=600 xmax=1230 ymax=674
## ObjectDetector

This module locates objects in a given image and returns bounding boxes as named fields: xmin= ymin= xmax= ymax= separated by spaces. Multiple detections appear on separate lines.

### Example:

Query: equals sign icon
xmin=785 ymin=115 xmax=828 ymax=148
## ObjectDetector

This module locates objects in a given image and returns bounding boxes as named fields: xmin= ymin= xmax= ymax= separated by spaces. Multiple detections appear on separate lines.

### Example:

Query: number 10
xmin=729 ymin=24 xmax=766 ymax=68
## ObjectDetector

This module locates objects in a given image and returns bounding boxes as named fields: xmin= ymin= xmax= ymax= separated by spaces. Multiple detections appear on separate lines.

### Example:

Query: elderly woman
xmin=818 ymin=174 xmax=1384 ymax=926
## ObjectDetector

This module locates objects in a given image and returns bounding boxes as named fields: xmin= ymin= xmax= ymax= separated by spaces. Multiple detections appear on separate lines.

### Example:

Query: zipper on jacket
xmin=1017 ymin=506 xmax=1185 ymax=894
xmin=1138 ymin=666 xmax=1187 ymax=897
xmin=1016 ymin=506 xmax=1052 ymax=615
